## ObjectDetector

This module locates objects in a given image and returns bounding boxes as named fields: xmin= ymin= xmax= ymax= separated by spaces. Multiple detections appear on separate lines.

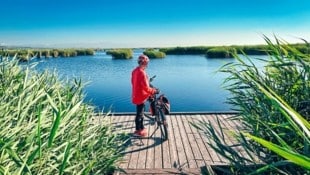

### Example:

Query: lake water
xmin=31 ymin=50 xmax=266 ymax=113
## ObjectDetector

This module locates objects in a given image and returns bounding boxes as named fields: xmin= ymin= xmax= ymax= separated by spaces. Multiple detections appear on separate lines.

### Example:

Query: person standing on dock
xmin=131 ymin=54 xmax=158 ymax=137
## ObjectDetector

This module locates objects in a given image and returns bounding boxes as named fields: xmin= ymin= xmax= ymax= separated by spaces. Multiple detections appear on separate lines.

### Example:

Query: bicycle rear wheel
xmin=158 ymin=110 xmax=168 ymax=141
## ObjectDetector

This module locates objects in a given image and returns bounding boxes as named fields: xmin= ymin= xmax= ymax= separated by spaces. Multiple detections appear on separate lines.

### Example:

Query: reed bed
xmin=106 ymin=49 xmax=133 ymax=59
xmin=193 ymin=36 xmax=310 ymax=174
xmin=143 ymin=49 xmax=166 ymax=58
xmin=0 ymin=57 xmax=127 ymax=174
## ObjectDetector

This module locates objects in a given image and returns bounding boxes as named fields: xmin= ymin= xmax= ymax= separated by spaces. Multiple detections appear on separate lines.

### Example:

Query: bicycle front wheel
xmin=158 ymin=109 xmax=168 ymax=141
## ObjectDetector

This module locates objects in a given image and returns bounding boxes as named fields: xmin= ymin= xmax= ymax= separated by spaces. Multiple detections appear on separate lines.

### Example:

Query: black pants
xmin=135 ymin=103 xmax=145 ymax=130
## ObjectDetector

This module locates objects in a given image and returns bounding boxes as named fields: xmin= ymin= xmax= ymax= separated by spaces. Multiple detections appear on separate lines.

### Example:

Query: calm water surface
xmin=32 ymin=50 xmax=266 ymax=113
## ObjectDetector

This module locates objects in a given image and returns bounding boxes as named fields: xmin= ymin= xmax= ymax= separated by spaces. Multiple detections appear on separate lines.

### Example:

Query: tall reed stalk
xmin=0 ymin=56 xmax=127 ymax=174
xmin=193 ymin=36 xmax=310 ymax=174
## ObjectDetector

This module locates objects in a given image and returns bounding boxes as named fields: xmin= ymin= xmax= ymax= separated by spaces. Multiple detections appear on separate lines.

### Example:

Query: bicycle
xmin=145 ymin=75 xmax=169 ymax=141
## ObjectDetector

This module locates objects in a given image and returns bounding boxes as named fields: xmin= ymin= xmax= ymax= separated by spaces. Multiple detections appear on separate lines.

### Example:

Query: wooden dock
xmin=106 ymin=112 xmax=243 ymax=174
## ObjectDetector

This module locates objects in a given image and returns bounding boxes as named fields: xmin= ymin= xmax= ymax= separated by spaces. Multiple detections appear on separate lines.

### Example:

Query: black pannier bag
xmin=159 ymin=95 xmax=170 ymax=115
xmin=148 ymin=94 xmax=170 ymax=115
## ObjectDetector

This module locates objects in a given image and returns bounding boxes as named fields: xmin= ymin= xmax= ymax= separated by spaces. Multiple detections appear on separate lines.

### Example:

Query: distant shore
xmin=1 ymin=42 xmax=308 ymax=61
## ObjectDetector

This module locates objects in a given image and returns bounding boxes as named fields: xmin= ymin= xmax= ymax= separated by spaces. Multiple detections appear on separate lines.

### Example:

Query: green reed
xmin=106 ymin=49 xmax=133 ymax=59
xmin=0 ymin=56 xmax=127 ymax=174
xmin=192 ymin=36 xmax=310 ymax=174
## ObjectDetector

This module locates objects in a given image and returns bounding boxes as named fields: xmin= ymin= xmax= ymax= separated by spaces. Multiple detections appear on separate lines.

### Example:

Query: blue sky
xmin=1 ymin=0 xmax=310 ymax=48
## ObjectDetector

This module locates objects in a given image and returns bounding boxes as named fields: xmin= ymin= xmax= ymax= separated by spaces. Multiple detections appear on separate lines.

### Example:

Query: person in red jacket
xmin=131 ymin=54 xmax=157 ymax=137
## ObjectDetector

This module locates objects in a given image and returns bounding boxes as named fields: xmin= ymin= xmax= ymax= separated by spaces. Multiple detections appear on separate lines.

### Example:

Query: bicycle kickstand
xmin=149 ymin=125 xmax=159 ymax=138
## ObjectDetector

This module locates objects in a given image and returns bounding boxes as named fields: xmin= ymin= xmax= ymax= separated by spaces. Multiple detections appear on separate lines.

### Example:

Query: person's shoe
xmin=133 ymin=130 xmax=141 ymax=136
xmin=139 ymin=128 xmax=148 ymax=137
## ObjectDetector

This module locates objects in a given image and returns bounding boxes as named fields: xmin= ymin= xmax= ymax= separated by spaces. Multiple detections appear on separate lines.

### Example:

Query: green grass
xmin=192 ymin=36 xmax=310 ymax=174
xmin=0 ymin=56 xmax=127 ymax=174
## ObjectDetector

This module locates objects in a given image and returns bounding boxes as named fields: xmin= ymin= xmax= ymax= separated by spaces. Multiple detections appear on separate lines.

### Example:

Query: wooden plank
xmin=218 ymin=114 xmax=252 ymax=161
xmin=213 ymin=114 xmax=237 ymax=147
xmin=219 ymin=114 xmax=256 ymax=162
xmin=154 ymin=116 xmax=163 ymax=168
xmin=108 ymin=113 xmax=260 ymax=175
xmin=211 ymin=114 xmax=248 ymax=165
xmin=145 ymin=115 xmax=156 ymax=169
xmin=115 ymin=168 xmax=201 ymax=174
xmin=183 ymin=114 xmax=206 ymax=168
xmin=170 ymin=114 xmax=187 ymax=169
xmin=178 ymin=115 xmax=197 ymax=168
xmin=111 ymin=113 xmax=122 ymax=123
xmin=114 ymin=115 xmax=133 ymax=132
xmin=215 ymin=114 xmax=240 ymax=146
xmin=188 ymin=114 xmax=215 ymax=164
xmin=228 ymin=114 xmax=244 ymax=130
xmin=199 ymin=114 xmax=226 ymax=164
xmin=136 ymin=115 xmax=160 ymax=169
xmin=128 ymin=115 xmax=142 ymax=169
xmin=167 ymin=114 xmax=178 ymax=169
xmin=161 ymin=115 xmax=171 ymax=168
xmin=118 ymin=115 xmax=133 ymax=169
xmin=211 ymin=113 xmax=237 ymax=164
xmin=136 ymin=135 xmax=148 ymax=168
xmin=142 ymin=117 xmax=154 ymax=168
xmin=218 ymin=114 xmax=238 ymax=142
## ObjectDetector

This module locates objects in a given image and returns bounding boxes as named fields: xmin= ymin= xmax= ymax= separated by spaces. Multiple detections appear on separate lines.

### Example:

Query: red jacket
xmin=131 ymin=66 xmax=156 ymax=105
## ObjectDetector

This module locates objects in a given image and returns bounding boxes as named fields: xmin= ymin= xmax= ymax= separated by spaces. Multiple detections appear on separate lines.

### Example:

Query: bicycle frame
xmin=148 ymin=76 xmax=168 ymax=141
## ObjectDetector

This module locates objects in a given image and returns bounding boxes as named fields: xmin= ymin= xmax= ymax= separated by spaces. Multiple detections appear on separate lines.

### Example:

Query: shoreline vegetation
xmin=0 ymin=57 xmax=128 ymax=174
xmin=106 ymin=49 xmax=133 ymax=59
xmin=193 ymin=36 xmax=310 ymax=174
xmin=0 ymin=48 xmax=95 ymax=61
xmin=1 ymin=42 xmax=309 ymax=61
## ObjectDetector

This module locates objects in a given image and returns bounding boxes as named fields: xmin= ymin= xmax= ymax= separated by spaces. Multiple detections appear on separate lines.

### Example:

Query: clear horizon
xmin=1 ymin=0 xmax=310 ymax=48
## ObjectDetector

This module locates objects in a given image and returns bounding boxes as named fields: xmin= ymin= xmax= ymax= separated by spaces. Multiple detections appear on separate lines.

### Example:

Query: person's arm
xmin=140 ymin=71 xmax=156 ymax=95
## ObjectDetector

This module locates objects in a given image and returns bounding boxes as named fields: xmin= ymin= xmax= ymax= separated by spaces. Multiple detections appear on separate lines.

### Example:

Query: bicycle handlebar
xmin=149 ymin=75 xmax=160 ymax=93
xmin=149 ymin=75 xmax=156 ymax=82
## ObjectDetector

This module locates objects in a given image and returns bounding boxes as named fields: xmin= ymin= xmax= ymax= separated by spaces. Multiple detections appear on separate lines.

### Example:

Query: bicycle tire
xmin=158 ymin=109 xmax=168 ymax=141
